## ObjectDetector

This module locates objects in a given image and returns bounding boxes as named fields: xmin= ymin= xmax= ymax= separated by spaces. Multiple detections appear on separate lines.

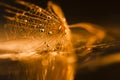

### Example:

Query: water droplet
xmin=40 ymin=29 xmax=45 ymax=32
xmin=62 ymin=18 xmax=66 ymax=22
xmin=24 ymin=20 xmax=27 ymax=22
xmin=48 ymin=31 xmax=53 ymax=34
xmin=59 ymin=26 xmax=62 ymax=30
xmin=33 ymin=25 xmax=37 ymax=28
xmin=65 ymin=29 xmax=68 ymax=33
xmin=52 ymin=66 xmax=55 ymax=70
xmin=53 ymin=48 xmax=57 ymax=51
xmin=87 ymin=47 xmax=92 ymax=51
xmin=39 ymin=24 xmax=42 ymax=26
xmin=51 ymin=52 xmax=57 ymax=56
xmin=38 ymin=8 xmax=42 ymax=12
xmin=44 ymin=42 xmax=47 ymax=44
xmin=47 ymin=44 xmax=50 ymax=47
xmin=47 ymin=16 xmax=51 ymax=19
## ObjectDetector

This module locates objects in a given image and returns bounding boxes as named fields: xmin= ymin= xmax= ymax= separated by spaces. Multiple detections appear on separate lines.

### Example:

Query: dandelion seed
xmin=0 ymin=1 xmax=107 ymax=80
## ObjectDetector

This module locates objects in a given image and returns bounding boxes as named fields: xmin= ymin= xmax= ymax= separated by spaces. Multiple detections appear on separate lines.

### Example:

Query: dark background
xmin=0 ymin=0 xmax=120 ymax=26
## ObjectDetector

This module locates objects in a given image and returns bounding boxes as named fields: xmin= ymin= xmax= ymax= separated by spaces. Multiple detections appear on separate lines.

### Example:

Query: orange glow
xmin=1 ymin=1 xmax=119 ymax=80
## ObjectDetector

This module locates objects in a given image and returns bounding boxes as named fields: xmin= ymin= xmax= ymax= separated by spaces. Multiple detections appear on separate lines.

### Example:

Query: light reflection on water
xmin=0 ymin=50 xmax=75 ymax=80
